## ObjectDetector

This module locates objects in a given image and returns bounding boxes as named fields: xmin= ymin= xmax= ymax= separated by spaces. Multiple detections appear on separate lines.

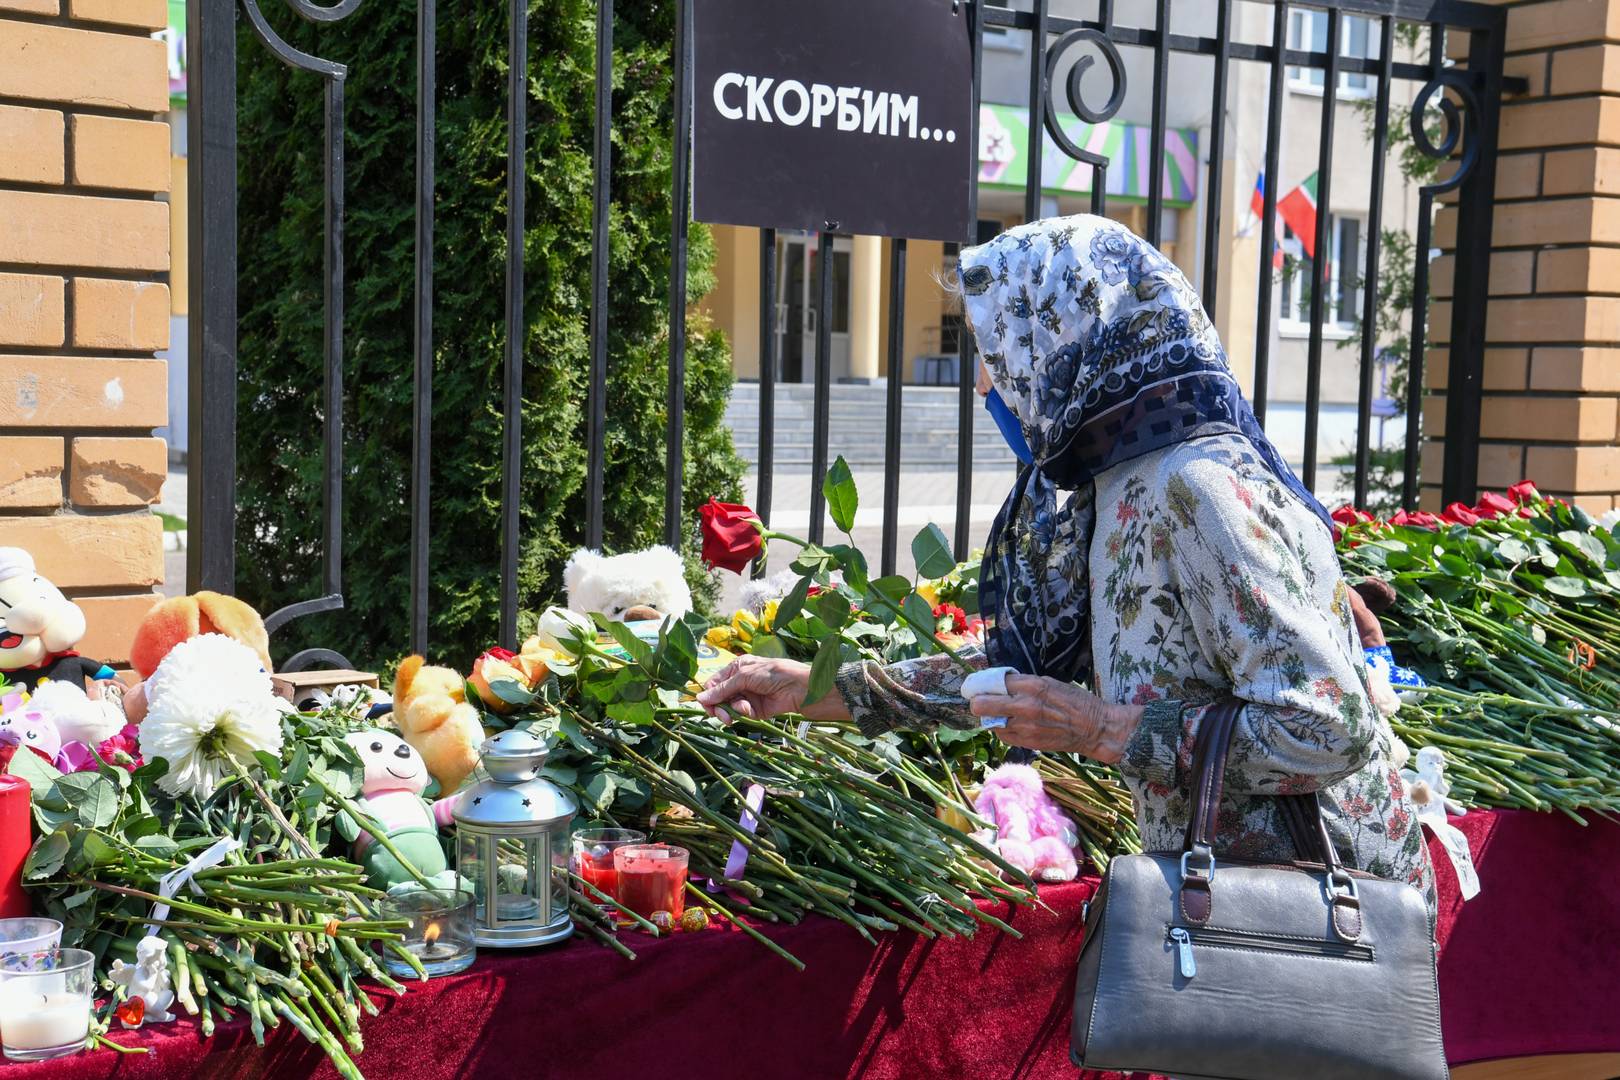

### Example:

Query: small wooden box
xmin=270 ymin=669 xmax=380 ymax=704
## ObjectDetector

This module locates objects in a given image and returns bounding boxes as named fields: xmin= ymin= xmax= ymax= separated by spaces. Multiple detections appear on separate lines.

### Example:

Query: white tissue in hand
xmin=961 ymin=666 xmax=1017 ymax=729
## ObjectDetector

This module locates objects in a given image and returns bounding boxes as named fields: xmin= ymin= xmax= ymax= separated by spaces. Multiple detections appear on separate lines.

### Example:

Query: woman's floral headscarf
xmin=959 ymin=214 xmax=1330 ymax=685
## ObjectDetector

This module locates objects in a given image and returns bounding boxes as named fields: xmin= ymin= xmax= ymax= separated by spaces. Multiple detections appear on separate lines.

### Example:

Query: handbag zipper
xmin=1166 ymin=925 xmax=1374 ymax=979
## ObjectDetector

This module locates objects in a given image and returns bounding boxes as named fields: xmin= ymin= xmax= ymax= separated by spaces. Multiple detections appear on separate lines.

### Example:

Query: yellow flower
xmin=761 ymin=599 xmax=780 ymax=631
xmin=730 ymin=609 xmax=759 ymax=643
xmin=915 ymin=582 xmax=941 ymax=608
xmin=705 ymin=625 xmax=735 ymax=649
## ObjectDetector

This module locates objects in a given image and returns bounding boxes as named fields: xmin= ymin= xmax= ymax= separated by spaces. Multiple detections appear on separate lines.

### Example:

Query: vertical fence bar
xmin=1200 ymin=0 xmax=1230 ymax=308
xmin=585 ymin=0 xmax=613 ymax=551
xmin=1442 ymin=25 xmax=1505 ymax=507
xmin=956 ymin=0 xmax=984 ymax=562
xmin=1251 ymin=0 xmax=1288 ymax=426
xmin=409 ymin=0 xmax=435 ymax=654
xmin=1301 ymin=10 xmax=1339 ymax=494
xmin=500 ymin=0 xmax=527 ymax=646
xmin=808 ymin=232 xmax=834 ymax=544
xmin=1024 ymin=0 xmax=1047 ymax=223
xmin=1353 ymin=15 xmax=1394 ymax=511
xmin=665 ymin=0 xmax=692 ymax=548
xmin=756 ymin=228 xmax=777 ymax=540
xmin=881 ymin=239 xmax=907 ymax=577
xmin=1146 ymin=0 xmax=1170 ymax=247
xmin=321 ymin=78 xmax=345 ymax=600
xmin=1404 ymin=23 xmax=1444 ymax=511
xmin=187 ymin=0 xmax=237 ymax=594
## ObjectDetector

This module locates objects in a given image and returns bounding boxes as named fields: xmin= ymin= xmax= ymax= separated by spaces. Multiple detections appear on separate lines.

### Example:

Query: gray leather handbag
xmin=1070 ymin=699 xmax=1448 ymax=1080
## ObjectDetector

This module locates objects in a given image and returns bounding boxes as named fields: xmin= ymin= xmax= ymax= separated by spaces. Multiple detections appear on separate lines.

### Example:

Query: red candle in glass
xmin=0 ymin=775 xmax=33 ymax=917
xmin=613 ymin=844 xmax=689 ymax=921
xmin=578 ymin=856 xmax=617 ymax=897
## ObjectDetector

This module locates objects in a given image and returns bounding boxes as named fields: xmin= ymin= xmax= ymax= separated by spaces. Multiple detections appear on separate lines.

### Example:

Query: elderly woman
xmin=698 ymin=215 xmax=1432 ymax=901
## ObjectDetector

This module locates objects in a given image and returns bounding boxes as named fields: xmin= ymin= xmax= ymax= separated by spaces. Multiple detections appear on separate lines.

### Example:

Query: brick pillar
xmin=0 ymin=0 xmax=171 ymax=664
xmin=1428 ymin=1 xmax=1620 ymax=515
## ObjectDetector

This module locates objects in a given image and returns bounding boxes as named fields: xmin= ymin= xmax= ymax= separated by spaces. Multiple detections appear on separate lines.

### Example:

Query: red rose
xmin=697 ymin=499 xmax=763 ymax=574
xmin=1391 ymin=509 xmax=1442 ymax=530
xmin=1473 ymin=491 xmax=1515 ymax=519
xmin=1441 ymin=503 xmax=1481 ymax=527
xmin=1330 ymin=505 xmax=1372 ymax=527
xmin=1507 ymin=480 xmax=1540 ymax=504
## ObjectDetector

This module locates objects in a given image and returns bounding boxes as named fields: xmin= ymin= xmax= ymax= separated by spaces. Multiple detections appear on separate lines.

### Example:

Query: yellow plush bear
xmin=391 ymin=656 xmax=487 ymax=795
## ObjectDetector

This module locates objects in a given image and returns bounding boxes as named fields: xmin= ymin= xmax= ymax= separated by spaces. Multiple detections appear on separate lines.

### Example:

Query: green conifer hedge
xmin=232 ymin=0 xmax=742 ymax=667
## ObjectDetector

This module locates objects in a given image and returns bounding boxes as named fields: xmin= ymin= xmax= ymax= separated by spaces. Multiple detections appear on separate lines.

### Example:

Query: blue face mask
xmin=985 ymin=388 xmax=1033 ymax=465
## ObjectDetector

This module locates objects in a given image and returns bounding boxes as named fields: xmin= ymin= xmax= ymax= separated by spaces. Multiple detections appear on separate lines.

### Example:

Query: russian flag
xmin=1252 ymin=173 xmax=1283 ymax=269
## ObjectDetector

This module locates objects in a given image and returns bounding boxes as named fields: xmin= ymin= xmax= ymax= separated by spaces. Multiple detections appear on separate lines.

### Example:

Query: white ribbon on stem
xmin=146 ymin=836 xmax=242 ymax=935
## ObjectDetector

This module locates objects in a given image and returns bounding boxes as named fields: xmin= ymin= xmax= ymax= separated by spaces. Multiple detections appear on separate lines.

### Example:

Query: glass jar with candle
xmin=378 ymin=889 xmax=476 ymax=979
xmin=0 ymin=919 xmax=61 ymax=972
xmin=0 ymin=948 xmax=93 ymax=1061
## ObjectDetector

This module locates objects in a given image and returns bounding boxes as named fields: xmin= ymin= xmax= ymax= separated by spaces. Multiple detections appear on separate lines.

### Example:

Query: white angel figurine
xmin=1400 ymin=746 xmax=1479 ymax=899
xmin=109 ymin=937 xmax=177 ymax=1026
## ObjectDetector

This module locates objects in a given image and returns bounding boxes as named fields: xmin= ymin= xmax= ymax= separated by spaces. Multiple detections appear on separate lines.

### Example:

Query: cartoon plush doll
xmin=339 ymin=729 xmax=461 ymax=893
xmin=563 ymin=545 xmax=693 ymax=623
xmin=0 ymin=548 xmax=113 ymax=691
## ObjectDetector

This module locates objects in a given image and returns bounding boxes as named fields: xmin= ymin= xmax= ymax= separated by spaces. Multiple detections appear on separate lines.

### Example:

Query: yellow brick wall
xmin=1428 ymin=0 xmax=1620 ymax=515
xmin=0 ymin=4 xmax=168 ymax=663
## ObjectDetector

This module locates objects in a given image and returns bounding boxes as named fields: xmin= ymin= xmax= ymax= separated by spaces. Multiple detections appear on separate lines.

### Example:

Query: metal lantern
xmin=452 ymin=730 xmax=577 ymax=947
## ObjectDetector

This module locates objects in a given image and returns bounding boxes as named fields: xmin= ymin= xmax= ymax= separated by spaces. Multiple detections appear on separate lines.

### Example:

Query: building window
xmin=1279 ymin=216 xmax=1363 ymax=332
xmin=1287 ymin=11 xmax=1378 ymax=99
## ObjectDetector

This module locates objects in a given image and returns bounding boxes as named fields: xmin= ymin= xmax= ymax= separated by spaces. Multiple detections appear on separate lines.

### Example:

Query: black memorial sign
xmin=692 ymin=0 xmax=975 ymax=243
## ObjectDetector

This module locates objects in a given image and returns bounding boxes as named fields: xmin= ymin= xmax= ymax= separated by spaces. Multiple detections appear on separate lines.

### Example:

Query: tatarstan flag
xmin=1277 ymin=172 xmax=1319 ymax=259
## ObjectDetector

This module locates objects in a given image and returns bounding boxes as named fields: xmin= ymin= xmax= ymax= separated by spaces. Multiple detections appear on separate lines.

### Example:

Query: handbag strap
xmin=1176 ymin=698 xmax=1364 ymax=942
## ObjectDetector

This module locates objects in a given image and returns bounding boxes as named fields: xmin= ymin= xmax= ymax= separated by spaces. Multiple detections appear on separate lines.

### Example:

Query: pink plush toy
xmin=973 ymin=764 xmax=1080 ymax=882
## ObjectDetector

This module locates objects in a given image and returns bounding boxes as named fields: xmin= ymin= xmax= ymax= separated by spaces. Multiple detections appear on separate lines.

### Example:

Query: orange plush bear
xmin=123 ymin=592 xmax=272 ymax=722
xmin=392 ymin=657 xmax=487 ymax=795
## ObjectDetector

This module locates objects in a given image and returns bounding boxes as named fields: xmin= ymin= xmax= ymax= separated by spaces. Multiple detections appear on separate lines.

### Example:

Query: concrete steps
xmin=725 ymin=382 xmax=1018 ymax=472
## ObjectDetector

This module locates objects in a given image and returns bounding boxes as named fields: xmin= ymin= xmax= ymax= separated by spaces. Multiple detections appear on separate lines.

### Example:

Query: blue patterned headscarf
xmin=959 ymin=215 xmax=1331 ymax=686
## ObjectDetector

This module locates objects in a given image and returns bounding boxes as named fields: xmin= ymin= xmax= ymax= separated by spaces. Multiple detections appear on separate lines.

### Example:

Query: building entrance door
xmin=775 ymin=233 xmax=851 ymax=383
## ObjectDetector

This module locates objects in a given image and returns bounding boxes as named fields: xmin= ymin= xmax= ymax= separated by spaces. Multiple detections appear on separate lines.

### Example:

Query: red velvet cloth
xmin=19 ymin=809 xmax=1619 ymax=1079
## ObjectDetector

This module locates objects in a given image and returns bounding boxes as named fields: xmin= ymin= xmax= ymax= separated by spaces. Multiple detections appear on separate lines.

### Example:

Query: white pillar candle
xmin=0 ymin=990 xmax=88 ymax=1051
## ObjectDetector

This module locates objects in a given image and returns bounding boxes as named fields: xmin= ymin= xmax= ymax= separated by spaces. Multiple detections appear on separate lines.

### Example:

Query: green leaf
xmin=78 ymin=832 xmax=120 ymax=868
xmin=558 ymin=715 xmax=601 ymax=754
xmin=332 ymin=809 xmax=360 ymax=845
xmin=1559 ymin=529 xmax=1607 ymax=565
xmin=253 ymin=750 xmax=283 ymax=781
xmin=804 ymin=635 xmax=845 ymax=706
xmin=582 ymin=771 xmax=618 ymax=812
xmin=749 ymin=633 xmax=788 ymax=658
xmin=285 ymin=742 xmax=311 ymax=787
xmin=911 ymin=523 xmax=956 ymax=579
xmin=1496 ymin=538 xmax=1532 ymax=563
xmin=790 ymin=544 xmax=834 ymax=576
xmin=24 ymin=832 xmax=69 ymax=880
xmin=666 ymin=769 xmax=699 ymax=797
xmin=134 ymin=834 xmax=179 ymax=859
xmin=774 ymin=575 xmax=813 ymax=629
xmin=8 ymin=749 xmax=62 ymax=799
xmin=826 ymin=544 xmax=870 ymax=593
xmin=488 ymin=678 xmax=536 ymax=706
xmin=606 ymin=622 xmax=654 ymax=666
xmin=75 ymin=777 xmax=119 ymax=829
xmin=813 ymin=591 xmax=852 ymax=631
xmin=33 ymin=804 xmax=76 ymax=835
xmin=903 ymin=591 xmax=938 ymax=640
xmin=540 ymin=763 xmax=578 ymax=787
xmin=1544 ymin=576 xmax=1590 ymax=598
xmin=666 ymin=616 xmax=699 ymax=664
xmin=824 ymin=455 xmax=858 ymax=534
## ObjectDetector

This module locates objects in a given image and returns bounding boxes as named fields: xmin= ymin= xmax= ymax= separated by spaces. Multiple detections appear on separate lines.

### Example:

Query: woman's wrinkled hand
xmin=695 ymin=655 xmax=853 ymax=723
xmin=968 ymin=675 xmax=1143 ymax=762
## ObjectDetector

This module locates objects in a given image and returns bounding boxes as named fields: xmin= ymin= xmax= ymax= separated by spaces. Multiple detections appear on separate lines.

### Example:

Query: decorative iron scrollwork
xmin=1041 ymin=27 xmax=1126 ymax=167
xmin=240 ymin=0 xmax=348 ymax=76
xmin=283 ymin=0 xmax=363 ymax=23
xmin=1409 ymin=68 xmax=1479 ymax=195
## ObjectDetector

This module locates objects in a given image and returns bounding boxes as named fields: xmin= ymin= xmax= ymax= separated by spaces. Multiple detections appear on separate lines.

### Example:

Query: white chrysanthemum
xmin=138 ymin=634 xmax=284 ymax=799
xmin=1600 ymin=507 xmax=1620 ymax=530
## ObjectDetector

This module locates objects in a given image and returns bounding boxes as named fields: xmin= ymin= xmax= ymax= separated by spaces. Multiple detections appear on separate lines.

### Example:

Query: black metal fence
xmin=187 ymin=0 xmax=1512 ymax=666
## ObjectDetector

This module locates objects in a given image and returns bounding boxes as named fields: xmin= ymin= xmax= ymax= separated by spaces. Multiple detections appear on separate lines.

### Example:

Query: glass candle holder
xmin=379 ymin=889 xmax=476 ymax=979
xmin=613 ymin=844 xmax=689 ymax=922
xmin=570 ymin=828 xmax=646 ymax=915
xmin=0 ymin=919 xmax=61 ymax=972
xmin=0 ymin=947 xmax=92 ymax=1062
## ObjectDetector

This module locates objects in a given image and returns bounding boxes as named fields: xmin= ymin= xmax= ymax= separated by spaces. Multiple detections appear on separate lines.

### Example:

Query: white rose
xmin=535 ymin=607 xmax=595 ymax=657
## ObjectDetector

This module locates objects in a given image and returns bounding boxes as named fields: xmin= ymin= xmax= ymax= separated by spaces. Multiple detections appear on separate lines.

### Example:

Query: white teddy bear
xmin=563 ymin=546 xmax=692 ymax=623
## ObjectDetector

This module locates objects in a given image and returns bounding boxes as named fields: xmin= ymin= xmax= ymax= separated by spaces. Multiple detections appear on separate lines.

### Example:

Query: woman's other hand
xmin=968 ymin=675 xmax=1143 ymax=762
xmin=695 ymin=655 xmax=852 ymax=723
